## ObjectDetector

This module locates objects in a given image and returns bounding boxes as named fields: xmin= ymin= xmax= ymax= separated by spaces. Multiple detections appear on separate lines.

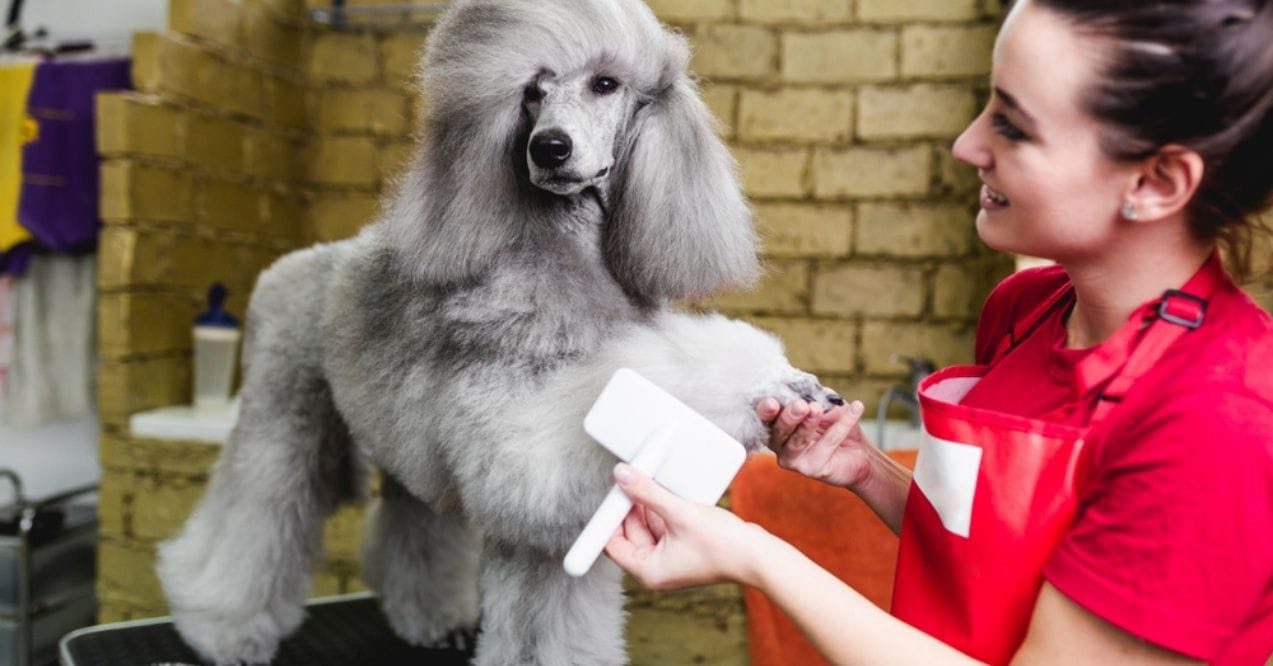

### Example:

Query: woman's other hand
xmin=604 ymin=463 xmax=767 ymax=591
xmin=756 ymin=398 xmax=875 ymax=490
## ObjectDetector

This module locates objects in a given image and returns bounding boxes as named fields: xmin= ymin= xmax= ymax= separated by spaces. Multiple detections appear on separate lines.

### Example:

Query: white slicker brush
xmin=563 ymin=369 xmax=747 ymax=577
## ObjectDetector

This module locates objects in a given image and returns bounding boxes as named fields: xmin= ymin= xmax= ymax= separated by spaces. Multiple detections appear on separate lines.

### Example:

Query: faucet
xmin=876 ymin=354 xmax=935 ymax=449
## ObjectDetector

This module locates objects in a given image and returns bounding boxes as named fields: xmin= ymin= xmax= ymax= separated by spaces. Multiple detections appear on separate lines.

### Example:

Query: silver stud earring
xmin=1121 ymin=201 xmax=1139 ymax=221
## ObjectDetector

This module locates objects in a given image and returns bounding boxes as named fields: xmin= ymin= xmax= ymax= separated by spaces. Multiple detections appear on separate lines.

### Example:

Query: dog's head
xmin=389 ymin=0 xmax=759 ymax=303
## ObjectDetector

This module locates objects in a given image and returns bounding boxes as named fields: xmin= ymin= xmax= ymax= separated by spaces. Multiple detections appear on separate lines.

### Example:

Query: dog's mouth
xmin=531 ymin=166 xmax=612 ymax=196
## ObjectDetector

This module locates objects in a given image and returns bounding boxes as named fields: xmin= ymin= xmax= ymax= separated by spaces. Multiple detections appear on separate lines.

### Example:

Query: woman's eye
xmin=991 ymin=112 xmax=1028 ymax=141
xmin=524 ymin=85 xmax=544 ymax=102
xmin=592 ymin=76 xmax=619 ymax=95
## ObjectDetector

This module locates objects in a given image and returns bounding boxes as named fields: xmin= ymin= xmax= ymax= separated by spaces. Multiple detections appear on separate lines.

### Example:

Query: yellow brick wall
xmin=677 ymin=0 xmax=1013 ymax=409
xmin=93 ymin=0 xmax=1017 ymax=661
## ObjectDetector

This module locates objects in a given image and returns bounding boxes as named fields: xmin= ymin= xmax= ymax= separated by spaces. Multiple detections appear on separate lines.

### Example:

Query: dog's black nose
xmin=530 ymin=130 xmax=572 ymax=169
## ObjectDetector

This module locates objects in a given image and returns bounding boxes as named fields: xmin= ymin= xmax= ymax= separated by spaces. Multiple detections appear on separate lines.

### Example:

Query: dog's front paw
xmin=756 ymin=369 xmax=843 ymax=411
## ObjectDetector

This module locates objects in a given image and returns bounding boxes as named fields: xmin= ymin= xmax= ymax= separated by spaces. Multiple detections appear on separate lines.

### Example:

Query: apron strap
xmin=1078 ymin=253 xmax=1225 ymax=424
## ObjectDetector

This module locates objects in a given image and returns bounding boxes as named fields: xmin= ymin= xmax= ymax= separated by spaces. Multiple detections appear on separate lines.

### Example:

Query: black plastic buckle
xmin=1157 ymin=289 xmax=1207 ymax=329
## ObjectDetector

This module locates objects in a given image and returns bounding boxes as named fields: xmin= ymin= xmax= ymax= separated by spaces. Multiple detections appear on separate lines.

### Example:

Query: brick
xmin=169 ymin=235 xmax=243 ymax=291
xmin=858 ymin=0 xmax=980 ymax=22
xmin=858 ymin=85 xmax=977 ymax=139
xmin=707 ymin=259 xmax=809 ymax=315
xmin=245 ymin=129 xmax=300 ymax=181
xmin=98 ymin=538 xmax=163 ymax=608
xmin=812 ymin=145 xmax=931 ymax=199
xmin=226 ymin=64 xmax=268 ymax=120
xmin=186 ymin=112 xmax=247 ymax=174
xmin=754 ymin=203 xmax=852 ymax=257
xmin=309 ymin=32 xmax=378 ymax=85
xmin=782 ymin=29 xmax=897 ymax=84
xmin=99 ymin=293 xmax=197 ymax=357
xmin=98 ymin=471 xmax=132 ymax=539
xmin=307 ymin=136 xmax=379 ymax=187
xmin=95 ymin=93 xmax=185 ymax=159
xmin=255 ymin=0 xmax=304 ymax=14
xmin=691 ymin=25 xmax=777 ymax=81
xmin=812 ymin=262 xmax=926 ymax=317
xmin=860 ymin=320 xmax=974 ymax=373
xmin=311 ymin=566 xmax=346 ymax=598
xmin=738 ymin=88 xmax=853 ymax=143
xmin=170 ymin=0 xmax=242 ymax=49
xmin=242 ymin=2 xmax=304 ymax=69
xmin=98 ymin=227 xmax=173 ymax=289
xmin=131 ymin=475 xmax=208 ymax=541
xmin=379 ymin=141 xmax=415 ymax=184
xmin=749 ymin=317 xmax=857 ymax=374
xmin=901 ymin=25 xmax=995 ymax=79
xmin=322 ymin=504 xmax=367 ymax=560
xmin=129 ymin=438 xmax=221 ymax=477
xmin=701 ymin=84 xmax=737 ymax=139
xmin=627 ymin=589 xmax=748 ymax=665
xmin=98 ymin=356 xmax=191 ymax=418
xmin=740 ymin=0 xmax=851 ymax=23
xmin=200 ymin=179 xmax=266 ymax=233
xmin=100 ymin=161 xmax=195 ymax=223
xmin=264 ymin=75 xmax=307 ymax=129
xmin=646 ymin=0 xmax=735 ymax=22
xmin=132 ymin=33 xmax=236 ymax=109
xmin=263 ymin=192 xmax=306 ymax=241
xmin=735 ymin=146 xmax=809 ymax=198
xmin=856 ymin=202 xmax=974 ymax=257
xmin=935 ymin=146 xmax=982 ymax=197
xmin=380 ymin=32 xmax=425 ymax=91
xmin=932 ymin=256 xmax=1012 ymax=318
xmin=309 ymin=194 xmax=380 ymax=242
xmin=314 ymin=88 xmax=408 ymax=136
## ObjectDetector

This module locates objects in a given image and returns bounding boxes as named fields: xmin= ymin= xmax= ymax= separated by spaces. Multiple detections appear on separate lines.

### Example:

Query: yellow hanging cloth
xmin=0 ymin=60 xmax=37 ymax=253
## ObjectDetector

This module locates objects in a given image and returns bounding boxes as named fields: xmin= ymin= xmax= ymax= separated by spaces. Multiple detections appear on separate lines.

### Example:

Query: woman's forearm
xmin=852 ymin=446 xmax=914 ymax=535
xmin=741 ymin=530 xmax=982 ymax=666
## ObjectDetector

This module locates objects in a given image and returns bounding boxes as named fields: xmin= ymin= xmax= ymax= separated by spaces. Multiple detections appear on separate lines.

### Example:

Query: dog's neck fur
xmin=421 ymin=190 xmax=647 ymax=377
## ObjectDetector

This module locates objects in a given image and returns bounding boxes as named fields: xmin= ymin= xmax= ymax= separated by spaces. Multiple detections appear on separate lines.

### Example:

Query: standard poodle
xmin=157 ymin=1 xmax=841 ymax=664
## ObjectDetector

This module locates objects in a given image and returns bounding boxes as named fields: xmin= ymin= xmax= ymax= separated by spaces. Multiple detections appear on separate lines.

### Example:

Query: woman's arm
xmin=758 ymin=398 xmax=913 ymax=533
xmin=607 ymin=464 xmax=1205 ymax=666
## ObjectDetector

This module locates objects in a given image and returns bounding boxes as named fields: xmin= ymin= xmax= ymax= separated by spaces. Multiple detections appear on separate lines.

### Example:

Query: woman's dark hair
xmin=1032 ymin=0 xmax=1273 ymax=280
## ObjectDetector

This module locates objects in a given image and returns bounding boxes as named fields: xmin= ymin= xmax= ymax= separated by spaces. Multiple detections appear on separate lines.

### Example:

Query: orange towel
xmin=729 ymin=451 xmax=918 ymax=666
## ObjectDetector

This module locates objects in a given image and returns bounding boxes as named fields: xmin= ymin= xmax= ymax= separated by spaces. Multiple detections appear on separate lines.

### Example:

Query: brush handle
xmin=563 ymin=422 xmax=676 ymax=577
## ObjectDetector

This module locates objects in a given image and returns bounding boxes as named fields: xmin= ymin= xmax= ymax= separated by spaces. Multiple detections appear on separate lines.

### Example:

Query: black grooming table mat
xmin=59 ymin=593 xmax=475 ymax=665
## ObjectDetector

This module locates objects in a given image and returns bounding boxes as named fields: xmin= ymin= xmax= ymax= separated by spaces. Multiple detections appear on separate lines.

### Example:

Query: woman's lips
xmin=980 ymin=184 xmax=1009 ymax=211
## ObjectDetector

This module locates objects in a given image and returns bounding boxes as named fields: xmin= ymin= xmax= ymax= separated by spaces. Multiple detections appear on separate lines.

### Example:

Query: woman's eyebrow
xmin=994 ymin=86 xmax=1038 ymax=126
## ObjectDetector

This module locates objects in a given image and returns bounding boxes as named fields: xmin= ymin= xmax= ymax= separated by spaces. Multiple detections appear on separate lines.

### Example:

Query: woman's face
xmin=952 ymin=0 xmax=1138 ymax=262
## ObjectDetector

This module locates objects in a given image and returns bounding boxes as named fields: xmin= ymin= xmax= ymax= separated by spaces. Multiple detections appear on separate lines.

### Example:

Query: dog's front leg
xmin=471 ymin=541 xmax=628 ymax=666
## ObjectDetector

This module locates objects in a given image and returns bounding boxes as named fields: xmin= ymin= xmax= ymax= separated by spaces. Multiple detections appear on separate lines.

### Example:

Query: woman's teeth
xmin=986 ymin=187 xmax=1009 ymax=205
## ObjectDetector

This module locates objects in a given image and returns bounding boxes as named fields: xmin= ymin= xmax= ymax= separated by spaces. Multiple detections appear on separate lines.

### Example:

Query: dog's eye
xmin=524 ymin=85 xmax=544 ymax=102
xmin=592 ymin=76 xmax=620 ymax=96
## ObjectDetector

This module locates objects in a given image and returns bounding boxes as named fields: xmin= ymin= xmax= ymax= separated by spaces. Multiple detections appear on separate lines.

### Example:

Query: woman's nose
xmin=951 ymin=112 xmax=993 ymax=171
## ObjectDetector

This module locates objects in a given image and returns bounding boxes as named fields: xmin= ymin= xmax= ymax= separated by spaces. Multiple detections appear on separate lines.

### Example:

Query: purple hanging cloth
xmin=17 ymin=57 xmax=131 ymax=253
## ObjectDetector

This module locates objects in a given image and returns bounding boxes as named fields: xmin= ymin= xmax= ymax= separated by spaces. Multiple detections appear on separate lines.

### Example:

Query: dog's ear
xmin=605 ymin=52 xmax=759 ymax=303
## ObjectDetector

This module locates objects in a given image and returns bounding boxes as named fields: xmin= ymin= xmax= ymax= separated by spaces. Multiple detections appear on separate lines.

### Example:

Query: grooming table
xmin=58 ymin=593 xmax=475 ymax=666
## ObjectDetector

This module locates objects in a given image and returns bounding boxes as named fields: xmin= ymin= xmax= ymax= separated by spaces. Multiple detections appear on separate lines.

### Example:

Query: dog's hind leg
xmin=362 ymin=474 xmax=482 ymax=647
xmin=156 ymin=246 xmax=362 ymax=665
xmin=471 ymin=543 xmax=628 ymax=666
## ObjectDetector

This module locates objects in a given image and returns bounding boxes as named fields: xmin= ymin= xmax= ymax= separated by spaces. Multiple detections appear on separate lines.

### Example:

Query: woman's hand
xmin=756 ymin=398 xmax=876 ymax=491
xmin=604 ymin=463 xmax=768 ymax=591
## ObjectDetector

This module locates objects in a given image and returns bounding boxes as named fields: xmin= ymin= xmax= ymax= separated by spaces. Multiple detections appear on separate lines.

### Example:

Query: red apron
xmin=891 ymin=255 xmax=1223 ymax=664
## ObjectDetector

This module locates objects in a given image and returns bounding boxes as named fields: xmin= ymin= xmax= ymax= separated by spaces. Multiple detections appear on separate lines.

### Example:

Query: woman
xmin=605 ymin=0 xmax=1273 ymax=663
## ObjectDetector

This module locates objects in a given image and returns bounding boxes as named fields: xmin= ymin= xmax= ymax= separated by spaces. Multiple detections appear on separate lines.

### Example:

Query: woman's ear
xmin=1123 ymin=145 xmax=1205 ymax=222
xmin=603 ymin=66 xmax=759 ymax=305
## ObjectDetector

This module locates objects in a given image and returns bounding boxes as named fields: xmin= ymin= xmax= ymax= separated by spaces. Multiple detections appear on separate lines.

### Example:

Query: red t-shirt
xmin=962 ymin=263 xmax=1273 ymax=664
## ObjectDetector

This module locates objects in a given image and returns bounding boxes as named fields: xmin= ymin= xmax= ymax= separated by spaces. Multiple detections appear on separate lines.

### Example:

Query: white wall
xmin=14 ymin=0 xmax=168 ymax=50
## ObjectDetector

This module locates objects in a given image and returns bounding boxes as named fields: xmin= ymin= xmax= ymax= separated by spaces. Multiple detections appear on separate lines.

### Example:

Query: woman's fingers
xmin=766 ymin=399 xmax=810 ymax=452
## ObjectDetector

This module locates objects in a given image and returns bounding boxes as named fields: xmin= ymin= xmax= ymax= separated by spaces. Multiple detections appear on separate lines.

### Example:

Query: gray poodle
xmin=157 ymin=0 xmax=840 ymax=664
